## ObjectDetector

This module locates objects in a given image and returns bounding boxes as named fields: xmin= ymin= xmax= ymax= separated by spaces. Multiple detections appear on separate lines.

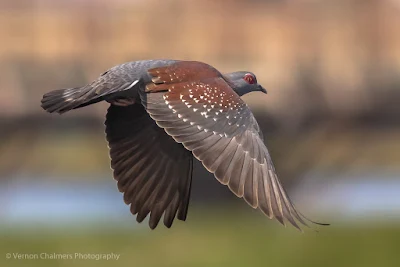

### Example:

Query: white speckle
xmin=126 ymin=80 xmax=139 ymax=90
xmin=183 ymin=118 xmax=188 ymax=122
xmin=204 ymin=128 xmax=209 ymax=132
xmin=190 ymin=122 xmax=195 ymax=125
xmin=168 ymin=105 xmax=173 ymax=109
xmin=193 ymin=108 xmax=198 ymax=112
xmin=213 ymin=118 xmax=217 ymax=121
xmin=215 ymin=112 xmax=219 ymax=115
xmin=189 ymin=94 xmax=193 ymax=98
xmin=178 ymin=114 xmax=183 ymax=118
xmin=180 ymin=94 xmax=184 ymax=99
xmin=197 ymin=125 xmax=203 ymax=130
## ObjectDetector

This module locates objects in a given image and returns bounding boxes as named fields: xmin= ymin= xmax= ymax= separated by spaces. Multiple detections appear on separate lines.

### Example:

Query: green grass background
xmin=1 ymin=210 xmax=399 ymax=267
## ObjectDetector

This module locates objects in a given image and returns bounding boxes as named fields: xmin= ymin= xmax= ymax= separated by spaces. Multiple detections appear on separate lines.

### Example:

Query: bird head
xmin=223 ymin=71 xmax=267 ymax=96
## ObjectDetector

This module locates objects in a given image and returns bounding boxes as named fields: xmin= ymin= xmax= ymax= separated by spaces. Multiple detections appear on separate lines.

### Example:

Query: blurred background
xmin=1 ymin=0 xmax=400 ymax=266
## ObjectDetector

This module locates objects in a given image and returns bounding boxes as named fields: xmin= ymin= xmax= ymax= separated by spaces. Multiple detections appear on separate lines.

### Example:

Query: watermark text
xmin=5 ymin=252 xmax=120 ymax=261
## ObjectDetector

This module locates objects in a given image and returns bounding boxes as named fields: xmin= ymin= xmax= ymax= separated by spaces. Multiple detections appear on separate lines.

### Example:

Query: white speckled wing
xmin=140 ymin=62 xmax=321 ymax=230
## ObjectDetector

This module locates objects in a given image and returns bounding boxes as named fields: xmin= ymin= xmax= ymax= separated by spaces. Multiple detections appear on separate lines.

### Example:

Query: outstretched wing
xmin=105 ymin=104 xmax=193 ymax=229
xmin=140 ymin=61 xmax=319 ymax=230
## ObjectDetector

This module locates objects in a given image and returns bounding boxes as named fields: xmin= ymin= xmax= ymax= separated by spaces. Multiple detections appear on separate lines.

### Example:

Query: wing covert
xmin=140 ymin=63 xmax=322 ymax=230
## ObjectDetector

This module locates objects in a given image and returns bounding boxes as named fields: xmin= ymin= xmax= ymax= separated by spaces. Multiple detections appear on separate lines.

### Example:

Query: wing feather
xmin=140 ymin=63 xmax=327 ymax=230
xmin=105 ymin=104 xmax=193 ymax=229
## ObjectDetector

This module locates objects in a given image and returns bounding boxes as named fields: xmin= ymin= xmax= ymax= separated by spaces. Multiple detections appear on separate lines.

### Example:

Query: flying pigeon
xmin=41 ymin=60 xmax=326 ymax=230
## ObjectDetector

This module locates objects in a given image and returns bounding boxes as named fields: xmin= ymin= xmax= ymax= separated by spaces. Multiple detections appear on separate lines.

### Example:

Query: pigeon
xmin=41 ymin=60 xmax=327 ymax=230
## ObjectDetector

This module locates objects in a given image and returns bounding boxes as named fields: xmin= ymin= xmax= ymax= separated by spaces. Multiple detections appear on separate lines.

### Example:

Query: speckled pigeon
xmin=41 ymin=60 xmax=326 ymax=230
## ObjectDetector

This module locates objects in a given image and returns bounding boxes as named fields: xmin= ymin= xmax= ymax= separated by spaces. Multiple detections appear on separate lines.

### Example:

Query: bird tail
xmin=41 ymin=86 xmax=102 ymax=114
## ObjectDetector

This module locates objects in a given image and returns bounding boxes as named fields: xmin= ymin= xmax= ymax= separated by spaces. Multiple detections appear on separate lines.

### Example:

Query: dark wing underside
xmin=105 ymin=104 xmax=193 ymax=229
xmin=141 ymin=61 xmax=325 ymax=231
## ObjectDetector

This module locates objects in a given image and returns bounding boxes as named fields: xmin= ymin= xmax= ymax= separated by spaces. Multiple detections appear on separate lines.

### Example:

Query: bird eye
xmin=243 ymin=73 xmax=256 ymax=84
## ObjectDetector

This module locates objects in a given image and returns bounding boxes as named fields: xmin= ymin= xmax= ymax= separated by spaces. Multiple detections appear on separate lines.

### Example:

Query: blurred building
xmin=0 ymin=0 xmax=399 ymax=121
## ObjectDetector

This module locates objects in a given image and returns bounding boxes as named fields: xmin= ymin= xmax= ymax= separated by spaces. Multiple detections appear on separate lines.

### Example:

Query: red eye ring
xmin=244 ymin=73 xmax=256 ymax=84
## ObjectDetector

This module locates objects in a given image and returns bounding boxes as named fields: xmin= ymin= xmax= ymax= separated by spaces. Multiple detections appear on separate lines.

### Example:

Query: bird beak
xmin=259 ymin=86 xmax=267 ymax=94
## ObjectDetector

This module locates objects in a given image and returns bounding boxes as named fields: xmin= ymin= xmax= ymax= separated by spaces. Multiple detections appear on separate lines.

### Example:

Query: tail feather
xmin=41 ymin=87 xmax=100 ymax=114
